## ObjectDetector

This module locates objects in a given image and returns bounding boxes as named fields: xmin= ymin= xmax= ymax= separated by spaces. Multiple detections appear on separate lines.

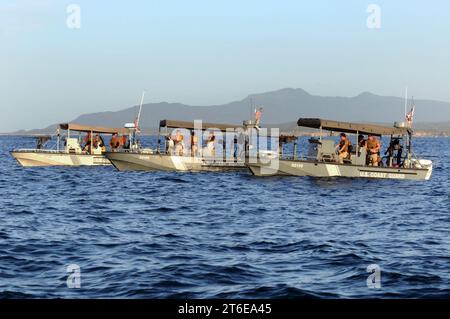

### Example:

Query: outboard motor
xmin=412 ymin=159 xmax=433 ymax=169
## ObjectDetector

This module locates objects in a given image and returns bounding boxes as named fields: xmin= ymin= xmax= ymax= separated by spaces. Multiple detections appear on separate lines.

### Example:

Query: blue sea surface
xmin=0 ymin=135 xmax=449 ymax=298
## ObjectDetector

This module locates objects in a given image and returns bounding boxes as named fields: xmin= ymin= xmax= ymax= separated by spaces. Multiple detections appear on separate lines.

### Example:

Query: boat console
xmin=308 ymin=139 xmax=335 ymax=162
xmin=66 ymin=138 xmax=82 ymax=154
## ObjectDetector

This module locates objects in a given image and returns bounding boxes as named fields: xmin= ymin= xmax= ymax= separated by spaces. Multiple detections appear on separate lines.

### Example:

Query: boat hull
xmin=247 ymin=159 xmax=433 ymax=181
xmin=105 ymin=152 xmax=247 ymax=172
xmin=10 ymin=151 xmax=111 ymax=167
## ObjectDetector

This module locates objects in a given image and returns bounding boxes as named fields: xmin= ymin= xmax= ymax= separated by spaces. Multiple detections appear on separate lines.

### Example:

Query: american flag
xmin=255 ymin=107 xmax=262 ymax=120
xmin=405 ymin=100 xmax=415 ymax=124
xmin=134 ymin=117 xmax=140 ymax=133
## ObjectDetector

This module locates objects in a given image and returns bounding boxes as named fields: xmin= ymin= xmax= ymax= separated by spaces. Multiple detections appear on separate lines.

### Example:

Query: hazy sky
xmin=1 ymin=0 xmax=450 ymax=132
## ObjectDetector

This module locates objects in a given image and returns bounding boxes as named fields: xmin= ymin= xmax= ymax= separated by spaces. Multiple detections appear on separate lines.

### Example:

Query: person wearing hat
xmin=336 ymin=133 xmax=351 ymax=164
xmin=367 ymin=134 xmax=381 ymax=166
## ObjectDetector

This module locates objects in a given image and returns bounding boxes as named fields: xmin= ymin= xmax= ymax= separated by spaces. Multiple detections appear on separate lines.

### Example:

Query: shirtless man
xmin=367 ymin=134 xmax=381 ymax=166
xmin=110 ymin=133 xmax=120 ymax=152
xmin=175 ymin=130 xmax=184 ymax=156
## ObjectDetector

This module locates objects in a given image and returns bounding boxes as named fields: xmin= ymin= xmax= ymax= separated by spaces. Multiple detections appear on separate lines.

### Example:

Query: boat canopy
xmin=297 ymin=118 xmax=411 ymax=136
xmin=159 ymin=120 xmax=242 ymax=132
xmin=59 ymin=123 xmax=129 ymax=134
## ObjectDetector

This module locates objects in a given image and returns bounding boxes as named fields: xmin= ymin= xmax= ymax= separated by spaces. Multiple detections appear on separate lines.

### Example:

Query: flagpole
xmin=136 ymin=90 xmax=145 ymax=128
xmin=131 ymin=90 xmax=145 ymax=149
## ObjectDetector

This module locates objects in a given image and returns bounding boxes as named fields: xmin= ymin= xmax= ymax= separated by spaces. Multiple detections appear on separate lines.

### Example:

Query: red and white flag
xmin=405 ymin=101 xmax=415 ymax=125
xmin=134 ymin=117 xmax=140 ymax=133
xmin=255 ymin=107 xmax=262 ymax=121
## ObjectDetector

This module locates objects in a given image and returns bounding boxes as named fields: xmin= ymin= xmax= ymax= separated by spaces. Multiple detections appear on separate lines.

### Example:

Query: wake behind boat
xmin=11 ymin=123 xmax=129 ymax=167
xmin=247 ymin=118 xmax=433 ymax=181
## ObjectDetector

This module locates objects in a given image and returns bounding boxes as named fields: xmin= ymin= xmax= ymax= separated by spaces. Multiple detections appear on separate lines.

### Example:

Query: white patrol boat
xmin=11 ymin=123 xmax=129 ymax=167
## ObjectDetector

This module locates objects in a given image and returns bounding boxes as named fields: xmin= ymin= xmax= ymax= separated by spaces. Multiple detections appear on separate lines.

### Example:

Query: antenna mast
xmin=136 ymin=90 xmax=146 ymax=129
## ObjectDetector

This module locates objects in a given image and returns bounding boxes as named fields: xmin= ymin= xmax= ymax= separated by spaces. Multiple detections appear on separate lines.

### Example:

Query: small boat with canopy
xmin=246 ymin=118 xmax=433 ymax=180
xmin=11 ymin=123 xmax=129 ymax=167
xmin=105 ymin=119 xmax=254 ymax=172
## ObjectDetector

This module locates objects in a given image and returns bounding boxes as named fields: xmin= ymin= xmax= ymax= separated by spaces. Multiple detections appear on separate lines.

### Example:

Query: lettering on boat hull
xmin=359 ymin=171 xmax=406 ymax=179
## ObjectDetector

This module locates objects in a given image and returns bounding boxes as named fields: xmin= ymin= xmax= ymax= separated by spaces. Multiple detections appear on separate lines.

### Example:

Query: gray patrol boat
xmin=246 ymin=118 xmax=433 ymax=181
xmin=105 ymin=119 xmax=252 ymax=172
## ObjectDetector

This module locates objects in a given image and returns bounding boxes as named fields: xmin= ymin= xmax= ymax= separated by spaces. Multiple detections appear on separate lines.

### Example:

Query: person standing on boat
xmin=367 ymin=134 xmax=381 ymax=166
xmin=336 ymin=133 xmax=351 ymax=164
xmin=82 ymin=133 xmax=92 ymax=154
xmin=174 ymin=130 xmax=184 ymax=156
xmin=119 ymin=135 xmax=129 ymax=150
xmin=190 ymin=131 xmax=198 ymax=157
xmin=233 ymin=134 xmax=239 ymax=162
xmin=385 ymin=138 xmax=402 ymax=167
xmin=180 ymin=133 xmax=185 ymax=156
xmin=358 ymin=134 xmax=367 ymax=148
xmin=92 ymin=135 xmax=106 ymax=154
xmin=205 ymin=133 xmax=216 ymax=159
xmin=357 ymin=134 xmax=367 ymax=157
xmin=167 ymin=135 xmax=175 ymax=155
xmin=99 ymin=136 xmax=107 ymax=153
xmin=110 ymin=133 xmax=120 ymax=152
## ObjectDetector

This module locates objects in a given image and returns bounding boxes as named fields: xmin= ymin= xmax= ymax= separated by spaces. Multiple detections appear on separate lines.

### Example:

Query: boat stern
xmin=413 ymin=159 xmax=433 ymax=180
xmin=246 ymin=153 xmax=283 ymax=176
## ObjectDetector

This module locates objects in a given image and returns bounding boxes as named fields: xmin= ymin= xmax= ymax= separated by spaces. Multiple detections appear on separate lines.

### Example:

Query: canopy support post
xmin=356 ymin=130 xmax=359 ymax=157
xmin=164 ymin=125 xmax=168 ymax=154
xmin=157 ymin=125 xmax=161 ymax=154
xmin=293 ymin=140 xmax=298 ymax=160
xmin=223 ymin=138 xmax=226 ymax=163
xmin=279 ymin=139 xmax=283 ymax=158
xmin=407 ymin=131 xmax=412 ymax=166
xmin=57 ymin=127 xmax=60 ymax=152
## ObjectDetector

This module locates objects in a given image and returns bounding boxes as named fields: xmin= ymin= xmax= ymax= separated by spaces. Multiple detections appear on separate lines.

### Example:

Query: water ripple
xmin=0 ymin=136 xmax=449 ymax=298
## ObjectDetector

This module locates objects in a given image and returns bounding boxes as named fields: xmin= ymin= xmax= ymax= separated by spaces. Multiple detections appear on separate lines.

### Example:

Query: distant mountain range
xmin=12 ymin=88 xmax=450 ymax=135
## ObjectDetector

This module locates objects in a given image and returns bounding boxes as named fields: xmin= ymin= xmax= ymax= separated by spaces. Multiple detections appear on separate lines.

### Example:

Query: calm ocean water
xmin=0 ymin=135 xmax=449 ymax=298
